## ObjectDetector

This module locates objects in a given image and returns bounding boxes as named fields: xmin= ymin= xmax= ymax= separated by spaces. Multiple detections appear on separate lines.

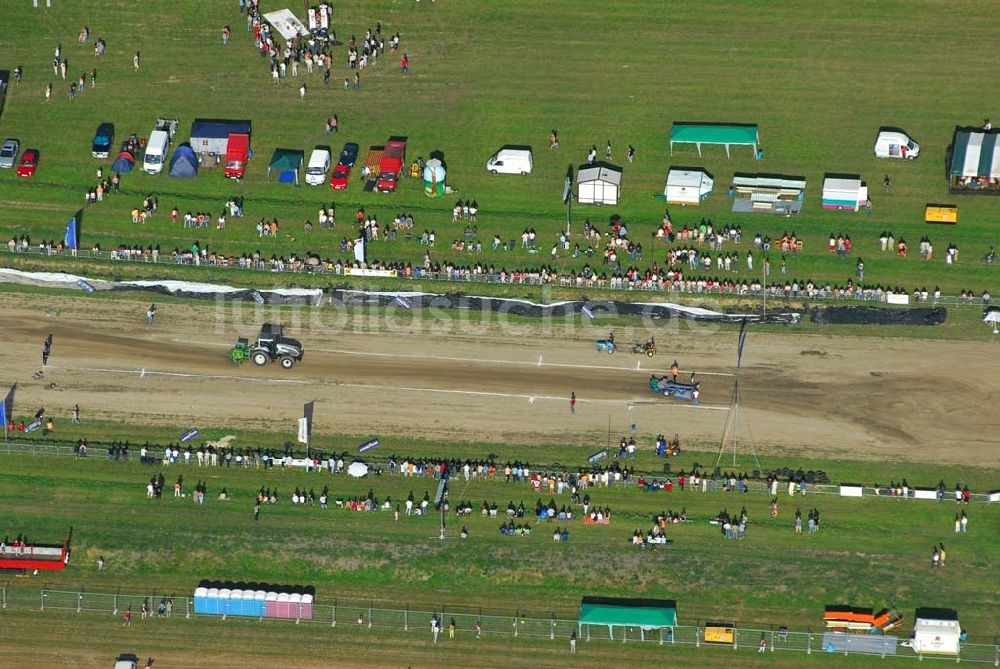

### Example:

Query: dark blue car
xmin=92 ymin=122 xmax=114 ymax=159
xmin=338 ymin=142 xmax=359 ymax=167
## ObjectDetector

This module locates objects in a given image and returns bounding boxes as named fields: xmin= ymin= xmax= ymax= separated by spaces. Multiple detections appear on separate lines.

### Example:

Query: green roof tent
xmin=267 ymin=148 xmax=305 ymax=184
xmin=670 ymin=122 xmax=759 ymax=159
xmin=578 ymin=596 xmax=677 ymax=642
xmin=949 ymin=128 xmax=1000 ymax=180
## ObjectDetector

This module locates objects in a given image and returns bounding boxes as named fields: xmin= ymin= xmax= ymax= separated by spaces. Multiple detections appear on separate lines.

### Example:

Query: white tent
xmin=665 ymin=168 xmax=713 ymax=205
xmin=347 ymin=462 xmax=369 ymax=478
xmin=578 ymin=163 xmax=622 ymax=205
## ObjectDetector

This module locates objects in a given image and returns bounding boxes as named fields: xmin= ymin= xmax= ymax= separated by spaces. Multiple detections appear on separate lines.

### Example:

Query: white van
xmin=305 ymin=148 xmax=331 ymax=186
xmin=487 ymin=146 xmax=532 ymax=175
xmin=143 ymin=129 xmax=170 ymax=174
xmin=874 ymin=130 xmax=919 ymax=159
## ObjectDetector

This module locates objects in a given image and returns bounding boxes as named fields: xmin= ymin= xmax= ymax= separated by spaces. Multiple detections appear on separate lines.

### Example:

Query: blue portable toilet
xmin=194 ymin=586 xmax=209 ymax=614
xmin=205 ymin=588 xmax=220 ymax=614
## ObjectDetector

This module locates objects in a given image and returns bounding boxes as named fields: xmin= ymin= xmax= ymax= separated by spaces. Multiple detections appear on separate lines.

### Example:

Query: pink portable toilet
xmin=276 ymin=592 xmax=291 ymax=619
xmin=264 ymin=591 xmax=279 ymax=618
xmin=300 ymin=593 xmax=314 ymax=620
xmin=289 ymin=593 xmax=302 ymax=620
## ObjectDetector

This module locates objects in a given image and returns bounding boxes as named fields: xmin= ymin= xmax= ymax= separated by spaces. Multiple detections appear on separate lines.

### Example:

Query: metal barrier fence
xmin=0 ymin=586 xmax=995 ymax=664
xmin=1 ymin=247 xmax=993 ymax=309
xmin=0 ymin=439 xmax=995 ymax=504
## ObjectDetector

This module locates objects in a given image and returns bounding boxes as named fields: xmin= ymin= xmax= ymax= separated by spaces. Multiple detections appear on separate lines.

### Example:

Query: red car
xmin=329 ymin=162 xmax=351 ymax=190
xmin=17 ymin=149 xmax=39 ymax=178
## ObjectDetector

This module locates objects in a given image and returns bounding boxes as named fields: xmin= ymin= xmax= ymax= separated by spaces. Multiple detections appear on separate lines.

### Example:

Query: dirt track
xmin=3 ymin=292 xmax=998 ymax=466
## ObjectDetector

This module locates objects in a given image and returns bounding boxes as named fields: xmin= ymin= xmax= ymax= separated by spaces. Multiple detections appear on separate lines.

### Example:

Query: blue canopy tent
xmin=111 ymin=150 xmax=135 ymax=174
xmin=169 ymin=144 xmax=199 ymax=178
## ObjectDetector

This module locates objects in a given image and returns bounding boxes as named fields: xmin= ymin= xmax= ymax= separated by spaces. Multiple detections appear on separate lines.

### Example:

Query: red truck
xmin=375 ymin=138 xmax=406 ymax=192
xmin=224 ymin=133 xmax=250 ymax=179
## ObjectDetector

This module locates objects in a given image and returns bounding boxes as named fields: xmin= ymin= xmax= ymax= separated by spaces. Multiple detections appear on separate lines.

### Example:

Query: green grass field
xmin=1 ymin=430 xmax=998 ymax=633
xmin=2 ymin=2 xmax=1000 ymax=667
xmin=1 ymin=0 xmax=999 ymax=299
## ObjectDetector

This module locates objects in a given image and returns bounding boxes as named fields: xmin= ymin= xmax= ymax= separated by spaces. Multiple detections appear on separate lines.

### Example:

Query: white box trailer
xmin=665 ymin=167 xmax=713 ymax=205
xmin=875 ymin=130 xmax=919 ymax=159
xmin=910 ymin=609 xmax=961 ymax=656
xmin=822 ymin=176 xmax=868 ymax=211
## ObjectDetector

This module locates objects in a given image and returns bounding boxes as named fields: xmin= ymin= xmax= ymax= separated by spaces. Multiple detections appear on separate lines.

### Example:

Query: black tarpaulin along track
xmin=810 ymin=306 xmax=947 ymax=325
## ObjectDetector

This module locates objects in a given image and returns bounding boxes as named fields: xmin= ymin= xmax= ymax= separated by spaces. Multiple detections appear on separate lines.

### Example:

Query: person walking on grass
xmin=960 ymin=510 xmax=968 ymax=533
xmin=146 ymin=303 xmax=156 ymax=326
xmin=97 ymin=555 xmax=105 ymax=573
xmin=122 ymin=605 xmax=132 ymax=628
xmin=570 ymin=631 xmax=577 ymax=654
xmin=570 ymin=392 xmax=576 ymax=414
xmin=133 ymin=51 xmax=140 ymax=72
xmin=400 ymin=53 xmax=409 ymax=74
xmin=72 ymin=404 xmax=81 ymax=424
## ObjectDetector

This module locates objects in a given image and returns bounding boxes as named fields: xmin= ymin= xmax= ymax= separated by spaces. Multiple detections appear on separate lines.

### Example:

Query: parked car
xmin=338 ymin=142 xmax=359 ymax=167
xmin=17 ymin=149 xmax=39 ymax=178
xmin=330 ymin=162 xmax=351 ymax=190
xmin=92 ymin=122 xmax=115 ymax=159
xmin=329 ymin=142 xmax=358 ymax=189
xmin=0 ymin=138 xmax=19 ymax=168
xmin=113 ymin=653 xmax=139 ymax=669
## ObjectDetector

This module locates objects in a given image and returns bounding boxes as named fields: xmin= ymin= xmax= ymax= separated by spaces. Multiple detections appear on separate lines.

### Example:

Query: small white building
xmin=665 ymin=168 xmax=713 ymax=206
xmin=911 ymin=609 xmax=961 ymax=656
xmin=578 ymin=163 xmax=622 ymax=205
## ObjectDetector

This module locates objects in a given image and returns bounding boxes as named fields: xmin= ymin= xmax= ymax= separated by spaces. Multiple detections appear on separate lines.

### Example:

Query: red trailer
xmin=376 ymin=138 xmax=406 ymax=192
xmin=0 ymin=531 xmax=71 ymax=571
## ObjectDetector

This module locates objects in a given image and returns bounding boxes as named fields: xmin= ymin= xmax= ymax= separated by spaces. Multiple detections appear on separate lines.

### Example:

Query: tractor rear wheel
xmin=252 ymin=352 xmax=269 ymax=366
xmin=279 ymin=356 xmax=295 ymax=369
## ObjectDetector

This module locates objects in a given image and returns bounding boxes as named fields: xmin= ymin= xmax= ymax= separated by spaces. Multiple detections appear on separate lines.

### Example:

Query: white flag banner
xmin=354 ymin=238 xmax=366 ymax=264
xmin=297 ymin=417 xmax=309 ymax=444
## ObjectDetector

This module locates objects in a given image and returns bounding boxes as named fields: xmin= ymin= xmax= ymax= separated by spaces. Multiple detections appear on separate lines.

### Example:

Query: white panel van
xmin=305 ymin=148 xmax=331 ymax=186
xmin=486 ymin=146 xmax=533 ymax=175
xmin=143 ymin=129 xmax=170 ymax=174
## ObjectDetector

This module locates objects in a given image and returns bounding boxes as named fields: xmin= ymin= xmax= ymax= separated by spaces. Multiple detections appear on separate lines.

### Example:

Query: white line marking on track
xmin=169 ymin=337 xmax=735 ymax=376
xmin=50 ymin=365 xmax=309 ymax=385
xmin=50 ymin=364 xmax=730 ymax=410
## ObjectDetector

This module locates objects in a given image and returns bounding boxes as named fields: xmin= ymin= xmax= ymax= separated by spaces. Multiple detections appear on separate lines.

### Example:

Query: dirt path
xmin=3 ymin=292 xmax=998 ymax=466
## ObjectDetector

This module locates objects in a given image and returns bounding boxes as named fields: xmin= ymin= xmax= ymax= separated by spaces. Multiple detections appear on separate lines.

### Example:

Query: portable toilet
xmin=423 ymin=158 xmax=446 ymax=197
xmin=276 ymin=592 xmax=291 ymax=619
xmin=253 ymin=590 xmax=267 ymax=618
xmin=206 ymin=588 xmax=221 ymax=615
xmin=218 ymin=588 xmax=232 ymax=616
xmin=241 ymin=590 xmax=256 ymax=617
xmin=194 ymin=587 xmax=209 ymax=614
xmin=228 ymin=589 xmax=243 ymax=616
xmin=264 ymin=591 xmax=279 ymax=618
xmin=300 ymin=593 xmax=314 ymax=620
xmin=290 ymin=593 xmax=303 ymax=619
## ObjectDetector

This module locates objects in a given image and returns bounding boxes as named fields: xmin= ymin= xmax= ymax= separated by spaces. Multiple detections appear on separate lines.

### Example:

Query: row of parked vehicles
xmin=0 ymin=138 xmax=39 ymax=177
